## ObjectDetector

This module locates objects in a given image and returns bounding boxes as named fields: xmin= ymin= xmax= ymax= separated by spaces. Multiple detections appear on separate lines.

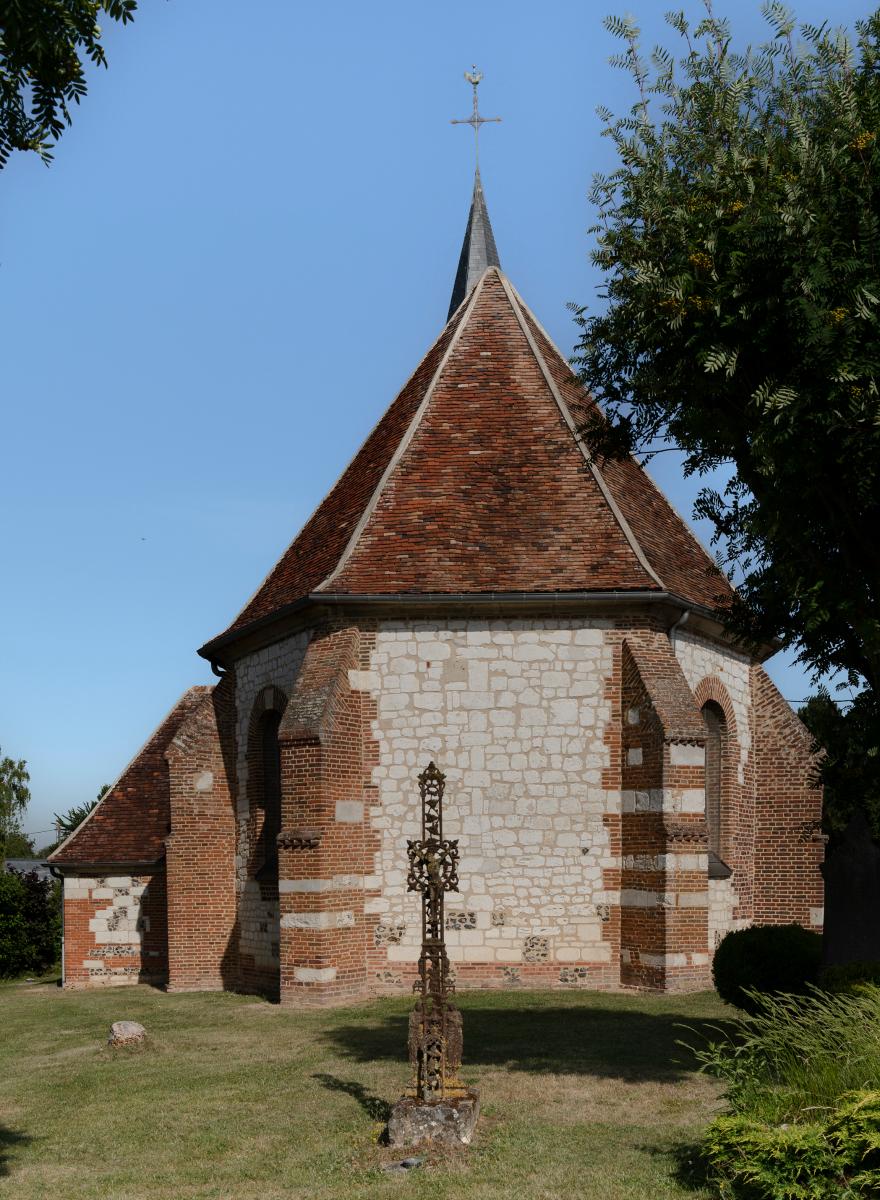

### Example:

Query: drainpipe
xmin=48 ymin=864 xmax=64 ymax=987
xmin=668 ymin=608 xmax=691 ymax=656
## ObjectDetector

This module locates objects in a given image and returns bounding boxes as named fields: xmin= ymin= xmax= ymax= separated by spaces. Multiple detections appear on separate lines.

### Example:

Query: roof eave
xmin=198 ymin=588 xmax=761 ymax=666
xmin=48 ymin=856 xmax=164 ymax=873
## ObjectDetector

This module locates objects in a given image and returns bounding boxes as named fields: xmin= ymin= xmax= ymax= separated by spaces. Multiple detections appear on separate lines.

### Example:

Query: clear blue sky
xmin=2 ymin=0 xmax=865 ymax=844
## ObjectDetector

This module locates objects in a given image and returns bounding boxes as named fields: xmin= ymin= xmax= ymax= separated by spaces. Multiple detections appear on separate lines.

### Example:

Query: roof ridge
xmin=499 ymin=276 xmax=666 ymax=591
xmin=314 ymin=271 xmax=490 ymax=593
xmin=506 ymin=279 xmax=729 ymax=595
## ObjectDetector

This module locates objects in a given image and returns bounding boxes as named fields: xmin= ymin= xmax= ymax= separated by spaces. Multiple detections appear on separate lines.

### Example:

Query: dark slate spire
xmin=447 ymin=168 xmax=501 ymax=320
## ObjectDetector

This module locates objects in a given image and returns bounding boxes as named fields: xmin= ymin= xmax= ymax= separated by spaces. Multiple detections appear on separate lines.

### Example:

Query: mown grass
xmin=0 ymin=980 xmax=731 ymax=1199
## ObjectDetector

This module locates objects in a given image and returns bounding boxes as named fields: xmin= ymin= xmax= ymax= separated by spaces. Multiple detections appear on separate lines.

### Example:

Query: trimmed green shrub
xmin=703 ymin=1113 xmax=836 ymax=1199
xmin=713 ymin=924 xmax=822 ymax=1011
xmin=0 ymin=868 xmax=60 ymax=977
xmin=826 ymin=1090 xmax=880 ymax=1189
xmin=821 ymin=961 xmax=880 ymax=993
xmin=702 ymin=1092 xmax=880 ymax=1199
xmin=688 ymin=987 xmax=880 ymax=1197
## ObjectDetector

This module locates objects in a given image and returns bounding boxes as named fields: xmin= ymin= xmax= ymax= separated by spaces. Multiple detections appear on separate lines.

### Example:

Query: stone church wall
xmin=673 ymin=628 xmax=751 ymax=941
xmin=708 ymin=876 xmax=748 ymax=952
xmin=673 ymin=629 xmax=823 ymax=941
xmin=109 ymin=613 xmax=818 ymax=1005
xmin=276 ymin=626 xmax=370 ymax=1005
xmin=60 ymin=869 xmax=168 ymax=988
xmin=233 ymin=633 xmax=310 ymax=992
xmin=355 ymin=618 xmax=621 ymax=990
xmin=673 ymin=630 xmax=752 ymax=783
xmin=618 ymin=632 xmax=713 ymax=990
xmin=165 ymin=680 xmax=238 ymax=992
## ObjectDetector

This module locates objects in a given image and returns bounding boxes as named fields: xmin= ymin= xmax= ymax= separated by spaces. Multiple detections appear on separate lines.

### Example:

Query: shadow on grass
xmin=0 ymin=1125 xmax=31 ymax=1177
xmin=322 ymin=1001 xmax=735 ymax=1084
xmin=642 ymin=1139 xmax=714 ymax=1194
xmin=312 ymin=1073 xmax=393 ymax=1122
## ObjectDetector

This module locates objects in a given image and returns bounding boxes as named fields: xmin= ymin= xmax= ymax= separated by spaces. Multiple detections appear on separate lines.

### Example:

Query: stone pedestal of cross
xmin=386 ymin=762 xmax=480 ymax=1149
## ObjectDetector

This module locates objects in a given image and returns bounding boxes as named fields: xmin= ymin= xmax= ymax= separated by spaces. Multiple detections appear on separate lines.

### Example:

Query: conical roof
xmin=448 ymin=169 xmax=501 ymax=319
xmin=200 ymin=268 xmax=731 ymax=659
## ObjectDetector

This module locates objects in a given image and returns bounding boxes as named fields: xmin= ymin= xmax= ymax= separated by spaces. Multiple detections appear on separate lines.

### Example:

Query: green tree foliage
xmin=37 ymin=784 xmax=109 ymax=855
xmin=0 ymin=0 xmax=137 ymax=168
xmin=53 ymin=783 xmax=107 ymax=840
xmin=800 ymin=690 xmax=880 ymax=841
xmin=574 ymin=5 xmax=880 ymax=723
xmin=0 ymin=747 xmax=30 ymax=861
xmin=54 ymin=800 xmax=96 ymax=837
xmin=3 ymin=830 xmax=35 ymax=858
xmin=0 ymin=867 xmax=60 ymax=977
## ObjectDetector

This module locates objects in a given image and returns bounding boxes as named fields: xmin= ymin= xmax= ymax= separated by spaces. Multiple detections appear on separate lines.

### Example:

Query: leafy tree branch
xmin=0 ymin=0 xmax=137 ymax=167
xmin=0 ymin=747 xmax=31 ymax=861
xmin=575 ymin=3 xmax=880 ymax=707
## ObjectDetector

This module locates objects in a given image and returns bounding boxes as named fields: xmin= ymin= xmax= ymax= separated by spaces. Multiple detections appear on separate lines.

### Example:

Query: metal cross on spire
xmin=450 ymin=66 xmax=501 ymax=167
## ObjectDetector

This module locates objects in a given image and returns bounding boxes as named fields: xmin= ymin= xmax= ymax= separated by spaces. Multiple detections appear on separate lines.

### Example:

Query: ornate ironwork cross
xmin=450 ymin=66 xmax=501 ymax=166
xmin=406 ymin=762 xmax=465 ymax=1101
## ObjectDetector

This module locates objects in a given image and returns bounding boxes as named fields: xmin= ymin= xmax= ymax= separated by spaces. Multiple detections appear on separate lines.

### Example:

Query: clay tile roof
xmin=49 ymin=687 xmax=212 ymax=868
xmin=201 ymin=266 xmax=733 ymax=657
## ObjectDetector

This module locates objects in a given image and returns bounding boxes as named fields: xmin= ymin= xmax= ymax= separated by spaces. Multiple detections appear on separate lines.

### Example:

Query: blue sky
xmin=2 ymin=0 xmax=865 ymax=844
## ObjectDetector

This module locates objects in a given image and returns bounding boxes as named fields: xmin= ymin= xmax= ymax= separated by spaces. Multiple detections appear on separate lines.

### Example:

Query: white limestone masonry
xmin=359 ymin=619 xmax=618 ymax=969
xmin=709 ymin=876 xmax=748 ymax=949
xmin=66 ymin=874 xmax=155 ymax=986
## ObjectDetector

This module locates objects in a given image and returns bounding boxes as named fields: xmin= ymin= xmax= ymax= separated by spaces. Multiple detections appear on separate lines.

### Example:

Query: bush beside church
xmin=0 ymin=867 xmax=60 ymax=977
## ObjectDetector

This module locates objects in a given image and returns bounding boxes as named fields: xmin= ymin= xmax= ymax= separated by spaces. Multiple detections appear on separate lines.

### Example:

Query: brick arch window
xmin=246 ymin=685 xmax=288 ymax=882
xmin=702 ymin=700 xmax=733 ymax=879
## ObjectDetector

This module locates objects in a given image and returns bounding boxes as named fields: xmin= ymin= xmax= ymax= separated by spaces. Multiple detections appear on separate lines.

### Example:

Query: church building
xmin=50 ymin=152 xmax=824 ymax=1003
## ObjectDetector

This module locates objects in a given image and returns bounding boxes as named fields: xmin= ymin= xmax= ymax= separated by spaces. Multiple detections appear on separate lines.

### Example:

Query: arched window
xmin=702 ymin=701 xmax=731 ymax=878
xmin=256 ymin=710 xmax=282 ymax=877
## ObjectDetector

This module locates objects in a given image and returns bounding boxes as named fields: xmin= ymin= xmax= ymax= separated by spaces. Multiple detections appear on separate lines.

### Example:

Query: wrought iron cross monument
xmin=406 ymin=762 xmax=465 ymax=1101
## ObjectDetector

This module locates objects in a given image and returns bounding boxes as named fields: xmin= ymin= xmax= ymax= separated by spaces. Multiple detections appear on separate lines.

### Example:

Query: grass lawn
xmin=0 ymin=978 xmax=731 ymax=1199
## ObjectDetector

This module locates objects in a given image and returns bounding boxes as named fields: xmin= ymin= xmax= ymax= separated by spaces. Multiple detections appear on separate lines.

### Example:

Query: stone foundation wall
xmin=61 ymin=867 xmax=167 ymax=988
